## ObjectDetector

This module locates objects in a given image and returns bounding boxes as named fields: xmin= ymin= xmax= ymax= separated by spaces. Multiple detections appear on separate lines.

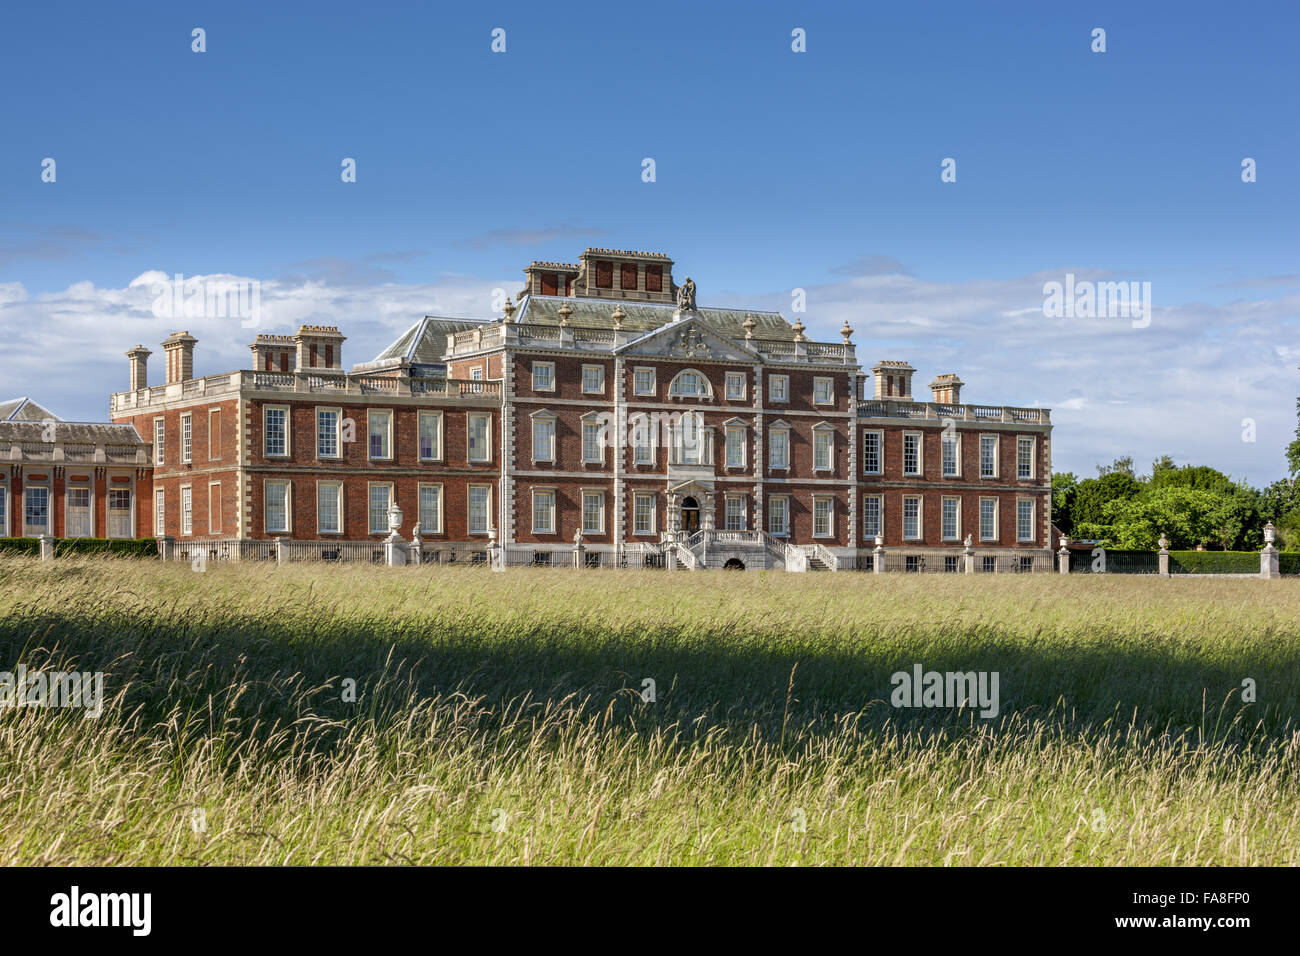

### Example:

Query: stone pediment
xmin=616 ymin=316 xmax=758 ymax=363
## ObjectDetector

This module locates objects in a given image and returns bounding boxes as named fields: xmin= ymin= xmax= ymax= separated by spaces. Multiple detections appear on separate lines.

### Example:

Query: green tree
xmin=1148 ymin=464 xmax=1234 ymax=495
xmin=1288 ymin=381 xmax=1300 ymax=477
xmin=1051 ymin=472 xmax=1078 ymax=533
xmin=1078 ymin=486 xmax=1232 ymax=550
xmin=1067 ymin=472 xmax=1142 ymax=532
xmin=1096 ymin=455 xmax=1135 ymax=478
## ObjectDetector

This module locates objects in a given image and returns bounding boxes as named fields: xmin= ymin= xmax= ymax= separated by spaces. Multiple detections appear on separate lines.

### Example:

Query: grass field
xmin=1 ymin=557 xmax=1297 ymax=866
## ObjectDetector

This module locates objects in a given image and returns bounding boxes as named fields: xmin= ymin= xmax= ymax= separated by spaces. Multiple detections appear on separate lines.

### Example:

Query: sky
xmin=1 ymin=0 xmax=1297 ymax=481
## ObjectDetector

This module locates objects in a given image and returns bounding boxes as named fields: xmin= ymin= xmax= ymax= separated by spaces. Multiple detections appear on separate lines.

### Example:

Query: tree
xmin=1051 ymin=472 xmax=1078 ymax=534
xmin=1068 ymin=472 xmax=1142 ymax=532
xmin=1096 ymin=455 xmax=1135 ymax=478
xmin=1149 ymin=464 xmax=1234 ymax=495
xmin=1149 ymin=455 xmax=1177 ymax=482
xmin=1287 ymin=382 xmax=1300 ymax=477
xmin=1078 ymin=486 xmax=1232 ymax=550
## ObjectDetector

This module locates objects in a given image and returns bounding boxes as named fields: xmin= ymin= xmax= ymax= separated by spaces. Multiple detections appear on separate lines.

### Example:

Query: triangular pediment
xmin=616 ymin=315 xmax=759 ymax=363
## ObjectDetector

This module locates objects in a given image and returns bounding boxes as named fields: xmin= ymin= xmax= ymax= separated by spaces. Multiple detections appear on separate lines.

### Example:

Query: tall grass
xmin=0 ymin=557 xmax=1297 ymax=865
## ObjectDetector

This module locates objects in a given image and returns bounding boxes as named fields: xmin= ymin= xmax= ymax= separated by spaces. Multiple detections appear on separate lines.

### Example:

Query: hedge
xmin=1168 ymin=550 xmax=1258 ymax=574
xmin=0 ymin=537 xmax=158 ymax=558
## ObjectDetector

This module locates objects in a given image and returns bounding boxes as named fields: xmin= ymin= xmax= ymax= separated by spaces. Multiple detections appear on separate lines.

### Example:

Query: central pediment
xmin=616 ymin=315 xmax=759 ymax=363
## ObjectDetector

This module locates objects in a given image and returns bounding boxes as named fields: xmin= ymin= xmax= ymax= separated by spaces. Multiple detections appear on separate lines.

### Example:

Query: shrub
xmin=1168 ymin=550 xmax=1258 ymax=574
xmin=0 ymin=538 xmax=40 ymax=556
xmin=0 ymin=538 xmax=157 ymax=558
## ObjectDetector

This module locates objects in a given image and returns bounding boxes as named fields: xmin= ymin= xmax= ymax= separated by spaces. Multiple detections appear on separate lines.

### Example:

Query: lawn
xmin=0 ymin=557 xmax=1297 ymax=865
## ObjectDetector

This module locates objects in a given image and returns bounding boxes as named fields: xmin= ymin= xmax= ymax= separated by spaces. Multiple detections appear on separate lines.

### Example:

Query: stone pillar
xmin=156 ymin=535 xmax=175 ymax=561
xmin=1058 ymin=534 xmax=1071 ymax=574
xmin=1261 ymin=522 xmax=1281 ymax=579
xmin=488 ymin=527 xmax=503 ymax=572
xmin=274 ymin=537 xmax=285 ymax=565
xmin=573 ymin=530 xmax=586 ymax=569
xmin=385 ymin=538 xmax=408 ymax=567
xmin=963 ymin=534 xmax=976 ymax=574
xmin=410 ymin=524 xmax=423 ymax=567
xmin=873 ymin=535 xmax=885 ymax=574
xmin=1157 ymin=533 xmax=1170 ymax=576
xmin=39 ymin=534 xmax=54 ymax=562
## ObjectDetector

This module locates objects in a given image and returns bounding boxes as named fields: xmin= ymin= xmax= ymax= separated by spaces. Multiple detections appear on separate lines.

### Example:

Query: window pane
xmin=469 ymin=487 xmax=490 ymax=533
xmin=469 ymin=415 xmax=489 ymax=461
xmin=419 ymin=485 xmax=441 ymax=533
xmin=582 ymin=493 xmax=601 ymax=533
xmin=862 ymin=497 xmax=881 ymax=538
xmin=24 ymin=487 xmax=48 ymax=535
xmin=634 ymin=494 xmax=653 ymax=534
xmin=863 ymin=432 xmax=881 ymax=473
xmin=369 ymin=485 xmax=390 ymax=534
xmin=266 ymin=483 xmax=288 ymax=533
xmin=318 ymin=410 xmax=339 ymax=458
xmin=318 ymin=484 xmax=340 ymax=534
xmin=419 ymin=413 xmax=441 ymax=460
xmin=265 ymin=408 xmax=286 ymax=456
xmin=369 ymin=412 xmax=390 ymax=459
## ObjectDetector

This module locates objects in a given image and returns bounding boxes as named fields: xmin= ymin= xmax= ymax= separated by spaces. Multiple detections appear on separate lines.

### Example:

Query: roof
xmin=515 ymin=295 xmax=794 ymax=339
xmin=369 ymin=315 xmax=489 ymax=365
xmin=0 ymin=397 xmax=63 ymax=422
xmin=0 ymin=419 xmax=145 ymax=444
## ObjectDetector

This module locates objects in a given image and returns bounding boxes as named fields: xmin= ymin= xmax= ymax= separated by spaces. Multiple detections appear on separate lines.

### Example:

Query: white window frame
xmin=263 ymin=405 xmax=289 ymax=458
xmin=724 ymin=422 xmax=746 ymax=469
xmin=316 ymin=406 xmax=342 ymax=460
xmin=418 ymin=410 xmax=443 ymax=462
xmin=418 ymin=482 xmax=444 ymax=535
xmin=317 ymin=480 xmax=343 ymax=535
xmin=633 ymin=367 xmax=656 ymax=397
xmin=941 ymin=496 xmax=960 ymax=541
xmin=768 ymin=374 xmax=789 ymax=403
xmin=531 ymin=361 xmax=555 ymax=392
xmin=106 ymin=487 xmax=133 ymax=539
xmin=632 ymin=492 xmax=656 ymax=535
xmin=155 ymin=488 xmax=165 ymax=536
xmin=768 ymin=495 xmax=789 ymax=537
xmin=470 ymin=366 xmax=483 ymax=382
xmin=180 ymin=413 xmax=192 ymax=464
xmin=1017 ymin=436 xmax=1036 ymax=480
xmin=531 ymin=412 xmax=557 ymax=464
xmin=980 ymin=434 xmax=999 ymax=479
xmin=65 ymin=485 xmax=93 ymax=539
xmin=23 ymin=485 xmax=49 ymax=537
xmin=768 ymin=422 xmax=791 ymax=470
xmin=153 ymin=417 xmax=165 ymax=466
xmin=264 ymin=480 xmax=292 ymax=534
xmin=813 ymin=495 xmax=834 ymax=538
xmin=467 ymin=484 xmax=492 ymax=535
xmin=368 ymin=482 xmax=394 ymax=535
xmin=979 ymin=497 xmax=998 ymax=542
xmin=724 ymin=495 xmax=747 ymax=532
xmin=902 ymin=495 xmax=922 ymax=540
xmin=813 ymin=424 xmax=834 ymax=472
xmin=581 ymin=415 xmax=604 ymax=465
xmin=581 ymin=364 xmax=605 ymax=395
xmin=942 ymin=431 xmax=961 ymax=478
xmin=668 ymin=369 xmax=711 ymax=399
xmin=725 ymin=371 xmax=746 ymax=401
xmin=1017 ymin=498 xmax=1035 ymax=542
xmin=367 ymin=409 xmax=393 ymax=462
xmin=0 ymin=486 xmax=8 ymax=537
xmin=813 ymin=377 xmax=833 ymax=405
xmin=862 ymin=429 xmax=883 ymax=475
xmin=631 ymin=414 xmax=654 ymax=465
xmin=581 ymin=490 xmax=604 ymax=534
xmin=531 ymin=488 xmax=556 ymax=534
xmin=862 ymin=494 xmax=883 ymax=540
xmin=903 ymin=431 xmax=922 ymax=476
xmin=180 ymin=484 xmax=193 ymax=536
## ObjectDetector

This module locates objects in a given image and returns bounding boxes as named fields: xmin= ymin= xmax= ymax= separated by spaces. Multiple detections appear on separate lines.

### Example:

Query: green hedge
xmin=1168 ymin=550 xmax=1258 ymax=574
xmin=0 ymin=537 xmax=157 ymax=558
xmin=1281 ymin=553 xmax=1300 ymax=576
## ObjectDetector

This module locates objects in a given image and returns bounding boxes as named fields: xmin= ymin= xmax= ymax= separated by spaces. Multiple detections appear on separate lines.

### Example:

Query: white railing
xmin=810 ymin=542 xmax=841 ymax=571
xmin=784 ymin=543 xmax=808 ymax=572
xmin=858 ymin=400 xmax=1051 ymax=424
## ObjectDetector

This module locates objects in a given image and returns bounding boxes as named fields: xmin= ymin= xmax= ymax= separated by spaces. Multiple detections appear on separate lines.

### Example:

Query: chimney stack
xmin=126 ymin=344 xmax=152 ymax=391
xmin=250 ymin=334 xmax=295 ymax=373
xmin=161 ymin=331 xmax=197 ymax=384
xmin=872 ymin=360 xmax=915 ymax=400
xmin=929 ymin=374 xmax=965 ymax=405
xmin=293 ymin=325 xmax=346 ymax=372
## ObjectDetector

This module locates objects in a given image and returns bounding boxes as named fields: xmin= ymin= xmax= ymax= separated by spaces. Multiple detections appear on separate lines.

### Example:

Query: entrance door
xmin=681 ymin=496 xmax=700 ymax=533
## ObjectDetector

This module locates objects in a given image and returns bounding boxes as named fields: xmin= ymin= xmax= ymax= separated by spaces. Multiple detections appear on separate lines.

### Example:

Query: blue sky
xmin=1 ymin=0 xmax=1297 ymax=480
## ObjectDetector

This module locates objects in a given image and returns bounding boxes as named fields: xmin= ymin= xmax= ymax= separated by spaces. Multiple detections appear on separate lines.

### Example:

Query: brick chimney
xmin=161 ymin=331 xmax=197 ymax=384
xmin=250 ymin=334 xmax=295 ymax=373
xmin=929 ymin=374 xmax=964 ymax=404
xmin=293 ymin=325 xmax=346 ymax=371
xmin=872 ymin=360 xmax=915 ymax=400
xmin=126 ymin=344 xmax=151 ymax=391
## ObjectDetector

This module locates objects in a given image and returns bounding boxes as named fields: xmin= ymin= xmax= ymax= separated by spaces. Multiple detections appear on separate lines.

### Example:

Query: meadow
xmin=0 ymin=557 xmax=1297 ymax=866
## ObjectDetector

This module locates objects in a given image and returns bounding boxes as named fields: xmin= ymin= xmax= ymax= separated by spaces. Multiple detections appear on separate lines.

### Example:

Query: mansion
xmin=97 ymin=247 xmax=1052 ymax=571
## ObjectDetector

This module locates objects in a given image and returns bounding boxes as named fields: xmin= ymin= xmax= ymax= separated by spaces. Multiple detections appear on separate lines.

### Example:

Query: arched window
xmin=668 ymin=369 xmax=713 ymax=399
